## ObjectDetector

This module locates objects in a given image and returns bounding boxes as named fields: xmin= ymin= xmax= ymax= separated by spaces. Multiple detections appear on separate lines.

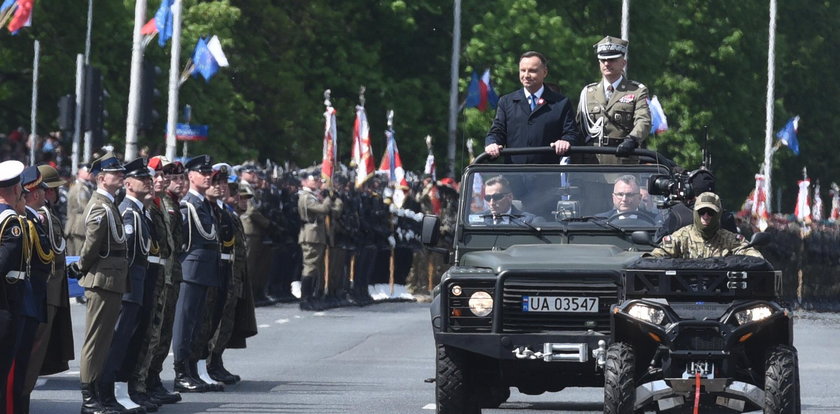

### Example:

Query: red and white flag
xmin=424 ymin=152 xmax=436 ymax=181
xmin=352 ymin=105 xmax=375 ymax=188
xmin=794 ymin=178 xmax=811 ymax=222
xmin=751 ymin=174 xmax=769 ymax=231
xmin=378 ymin=128 xmax=406 ymax=207
xmin=830 ymin=183 xmax=840 ymax=222
xmin=812 ymin=181 xmax=823 ymax=222
xmin=322 ymin=105 xmax=337 ymax=187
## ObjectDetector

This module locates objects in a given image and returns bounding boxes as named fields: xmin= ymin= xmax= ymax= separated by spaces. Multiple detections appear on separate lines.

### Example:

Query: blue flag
xmin=775 ymin=115 xmax=800 ymax=155
xmin=191 ymin=37 xmax=219 ymax=81
xmin=464 ymin=69 xmax=498 ymax=111
xmin=0 ymin=0 xmax=15 ymax=13
xmin=155 ymin=0 xmax=174 ymax=47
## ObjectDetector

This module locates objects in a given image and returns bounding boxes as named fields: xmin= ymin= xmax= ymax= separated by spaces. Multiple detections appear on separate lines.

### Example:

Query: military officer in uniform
xmin=649 ymin=192 xmax=762 ymax=259
xmin=297 ymin=171 xmax=334 ymax=310
xmin=72 ymin=152 xmax=129 ymax=414
xmin=172 ymin=155 xmax=218 ymax=393
xmin=577 ymin=36 xmax=651 ymax=164
xmin=23 ymin=165 xmax=74 ymax=409
xmin=66 ymin=164 xmax=95 ymax=256
xmin=0 ymin=160 xmax=28 ymax=413
xmin=144 ymin=161 xmax=185 ymax=404
xmin=97 ymin=158 xmax=154 ymax=413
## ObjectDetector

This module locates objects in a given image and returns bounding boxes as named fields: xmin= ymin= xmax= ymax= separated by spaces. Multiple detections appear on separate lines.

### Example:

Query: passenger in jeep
xmin=648 ymin=192 xmax=762 ymax=259
xmin=481 ymin=175 xmax=538 ymax=225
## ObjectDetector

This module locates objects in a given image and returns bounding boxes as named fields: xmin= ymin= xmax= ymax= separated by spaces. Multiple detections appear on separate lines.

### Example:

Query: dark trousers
xmin=393 ymin=247 xmax=413 ymax=285
xmin=10 ymin=316 xmax=37 ymax=414
xmin=101 ymin=301 xmax=141 ymax=384
xmin=0 ymin=313 xmax=20 ymax=411
xmin=148 ymin=282 xmax=179 ymax=380
xmin=121 ymin=265 xmax=161 ymax=383
xmin=354 ymin=245 xmax=377 ymax=296
xmin=373 ymin=249 xmax=391 ymax=284
xmin=192 ymin=265 xmax=229 ymax=360
xmin=171 ymin=281 xmax=208 ymax=362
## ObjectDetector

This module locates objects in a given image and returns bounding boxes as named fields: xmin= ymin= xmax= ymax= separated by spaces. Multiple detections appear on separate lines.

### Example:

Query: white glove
xmin=388 ymin=235 xmax=396 ymax=248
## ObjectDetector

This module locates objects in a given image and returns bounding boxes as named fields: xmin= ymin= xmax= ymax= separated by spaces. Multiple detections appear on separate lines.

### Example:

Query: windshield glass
xmin=463 ymin=167 xmax=668 ymax=230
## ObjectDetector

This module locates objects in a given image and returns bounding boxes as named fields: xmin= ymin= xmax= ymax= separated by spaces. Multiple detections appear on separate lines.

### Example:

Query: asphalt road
xmin=29 ymin=301 xmax=840 ymax=414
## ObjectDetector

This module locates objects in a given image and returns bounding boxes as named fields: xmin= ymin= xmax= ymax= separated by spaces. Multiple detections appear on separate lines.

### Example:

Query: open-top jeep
xmin=606 ymin=241 xmax=799 ymax=414
xmin=423 ymin=146 xmax=683 ymax=413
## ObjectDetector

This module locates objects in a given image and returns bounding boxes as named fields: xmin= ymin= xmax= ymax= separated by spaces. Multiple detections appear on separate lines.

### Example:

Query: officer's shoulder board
xmin=630 ymin=80 xmax=647 ymax=89
xmin=586 ymin=82 xmax=598 ymax=92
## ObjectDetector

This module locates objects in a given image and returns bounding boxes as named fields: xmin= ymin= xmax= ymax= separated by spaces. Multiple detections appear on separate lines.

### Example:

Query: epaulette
xmin=630 ymin=80 xmax=646 ymax=89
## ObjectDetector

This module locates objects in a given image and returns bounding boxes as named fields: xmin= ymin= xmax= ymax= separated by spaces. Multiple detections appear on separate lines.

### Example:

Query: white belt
xmin=148 ymin=256 xmax=167 ymax=265
xmin=220 ymin=253 xmax=233 ymax=262
xmin=5 ymin=270 xmax=26 ymax=280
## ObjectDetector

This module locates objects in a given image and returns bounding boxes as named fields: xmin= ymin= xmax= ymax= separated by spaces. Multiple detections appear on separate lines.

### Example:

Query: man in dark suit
xmin=484 ymin=51 xmax=578 ymax=164
xmin=481 ymin=176 xmax=538 ymax=225
xmin=595 ymin=175 xmax=656 ymax=224
xmin=172 ymin=155 xmax=219 ymax=393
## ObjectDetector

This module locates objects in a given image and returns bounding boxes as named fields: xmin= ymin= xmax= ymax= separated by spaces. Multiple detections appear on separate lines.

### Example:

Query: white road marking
xmin=258 ymin=324 xmax=270 ymax=328
xmin=422 ymin=403 xmax=435 ymax=410
xmin=274 ymin=319 xmax=289 ymax=324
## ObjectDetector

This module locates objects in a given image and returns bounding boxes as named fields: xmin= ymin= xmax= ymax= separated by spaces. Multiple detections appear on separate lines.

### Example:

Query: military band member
xmin=172 ymin=155 xmax=218 ymax=393
xmin=72 ymin=152 xmax=130 ymax=414
xmin=22 ymin=165 xmax=75 ymax=409
xmin=578 ymin=36 xmax=651 ymax=164
xmin=0 ymin=160 xmax=28 ymax=413
xmin=66 ymin=164 xmax=95 ymax=256
xmin=648 ymin=192 xmax=763 ymax=259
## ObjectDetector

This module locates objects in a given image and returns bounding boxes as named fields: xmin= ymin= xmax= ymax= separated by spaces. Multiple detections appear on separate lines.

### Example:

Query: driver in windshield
xmin=483 ymin=175 xmax=538 ymax=225
xmin=597 ymin=175 xmax=647 ymax=218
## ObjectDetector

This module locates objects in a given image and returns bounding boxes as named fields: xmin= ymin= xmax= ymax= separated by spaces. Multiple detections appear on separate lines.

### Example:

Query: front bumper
xmin=435 ymin=331 xmax=609 ymax=363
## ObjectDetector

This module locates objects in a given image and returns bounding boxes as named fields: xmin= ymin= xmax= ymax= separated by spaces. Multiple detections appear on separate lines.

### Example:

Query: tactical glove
xmin=616 ymin=137 xmax=638 ymax=156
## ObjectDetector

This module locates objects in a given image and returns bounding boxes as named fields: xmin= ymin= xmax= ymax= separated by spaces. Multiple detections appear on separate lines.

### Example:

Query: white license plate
xmin=521 ymin=296 xmax=599 ymax=312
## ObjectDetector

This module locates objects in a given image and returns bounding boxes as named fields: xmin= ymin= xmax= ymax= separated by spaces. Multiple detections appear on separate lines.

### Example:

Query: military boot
xmin=193 ymin=359 xmax=224 ymax=391
xmin=80 ymin=382 xmax=113 ymax=414
xmin=172 ymin=360 xmax=206 ymax=393
xmin=146 ymin=374 xmax=181 ymax=404
xmin=207 ymin=352 xmax=240 ymax=384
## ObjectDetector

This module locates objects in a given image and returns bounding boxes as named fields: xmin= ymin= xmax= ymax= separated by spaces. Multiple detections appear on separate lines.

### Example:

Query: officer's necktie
xmin=529 ymin=95 xmax=537 ymax=111
xmin=606 ymin=85 xmax=614 ymax=101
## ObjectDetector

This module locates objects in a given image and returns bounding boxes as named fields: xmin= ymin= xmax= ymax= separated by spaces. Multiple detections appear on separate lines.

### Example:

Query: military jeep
xmin=422 ymin=146 xmax=681 ymax=413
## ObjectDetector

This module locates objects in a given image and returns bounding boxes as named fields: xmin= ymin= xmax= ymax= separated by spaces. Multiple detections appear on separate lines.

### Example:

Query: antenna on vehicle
xmin=702 ymin=125 xmax=711 ymax=170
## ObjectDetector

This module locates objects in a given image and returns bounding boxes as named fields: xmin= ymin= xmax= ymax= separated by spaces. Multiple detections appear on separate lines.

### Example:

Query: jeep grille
xmin=501 ymin=277 xmax=617 ymax=334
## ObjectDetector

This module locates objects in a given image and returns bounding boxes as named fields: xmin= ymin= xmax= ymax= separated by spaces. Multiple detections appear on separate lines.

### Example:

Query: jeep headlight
xmin=734 ymin=305 xmax=773 ymax=325
xmin=627 ymin=303 xmax=665 ymax=324
xmin=468 ymin=291 xmax=493 ymax=317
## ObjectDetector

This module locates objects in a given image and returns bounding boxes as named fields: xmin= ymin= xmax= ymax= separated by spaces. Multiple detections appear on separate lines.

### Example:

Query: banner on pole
xmin=175 ymin=123 xmax=208 ymax=141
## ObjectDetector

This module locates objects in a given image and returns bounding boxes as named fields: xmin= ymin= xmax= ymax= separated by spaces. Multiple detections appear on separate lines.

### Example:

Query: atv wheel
xmin=763 ymin=345 xmax=800 ymax=414
xmin=436 ymin=344 xmax=479 ymax=414
xmin=604 ymin=342 xmax=636 ymax=414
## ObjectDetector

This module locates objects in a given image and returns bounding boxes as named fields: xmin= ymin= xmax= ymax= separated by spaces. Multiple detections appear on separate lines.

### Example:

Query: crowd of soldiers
xmin=0 ymin=150 xmax=461 ymax=414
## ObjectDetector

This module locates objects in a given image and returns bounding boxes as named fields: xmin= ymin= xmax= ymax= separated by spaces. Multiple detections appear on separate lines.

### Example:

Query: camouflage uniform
xmin=649 ymin=226 xmax=762 ymax=259
xmin=649 ymin=192 xmax=762 ymax=259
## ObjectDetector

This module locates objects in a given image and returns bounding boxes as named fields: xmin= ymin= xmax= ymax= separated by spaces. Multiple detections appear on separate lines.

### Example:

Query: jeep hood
xmin=460 ymin=244 xmax=645 ymax=272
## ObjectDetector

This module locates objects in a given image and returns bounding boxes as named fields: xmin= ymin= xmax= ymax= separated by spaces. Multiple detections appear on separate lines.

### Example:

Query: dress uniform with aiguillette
xmin=172 ymin=155 xmax=219 ymax=393
xmin=75 ymin=152 xmax=130 ymax=414
xmin=100 ymin=158 xmax=155 ymax=412
xmin=14 ymin=166 xmax=53 ymax=414
xmin=0 ymin=160 xmax=30 ymax=413
xmin=578 ymin=36 xmax=651 ymax=164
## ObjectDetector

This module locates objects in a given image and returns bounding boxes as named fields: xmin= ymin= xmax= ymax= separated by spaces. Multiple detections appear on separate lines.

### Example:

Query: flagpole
xmin=165 ymin=0 xmax=183 ymax=160
xmin=621 ymin=0 xmax=630 ymax=70
xmin=82 ymin=0 xmax=94 ymax=163
xmin=72 ymin=54 xmax=84 ymax=174
xmin=762 ymin=0 xmax=777 ymax=213
xmin=446 ymin=0 xmax=462 ymax=178
xmin=29 ymin=40 xmax=40 ymax=166
xmin=125 ymin=0 xmax=148 ymax=161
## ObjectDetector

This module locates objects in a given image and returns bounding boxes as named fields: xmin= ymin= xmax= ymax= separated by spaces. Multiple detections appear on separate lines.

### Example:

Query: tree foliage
xmin=0 ymin=0 xmax=837 ymax=211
